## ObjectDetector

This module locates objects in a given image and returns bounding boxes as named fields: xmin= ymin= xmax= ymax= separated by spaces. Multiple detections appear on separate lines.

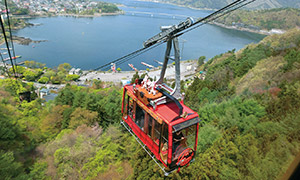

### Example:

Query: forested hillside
xmin=159 ymin=0 xmax=300 ymax=9
xmin=1 ymin=29 xmax=300 ymax=179
xmin=215 ymin=8 xmax=300 ymax=31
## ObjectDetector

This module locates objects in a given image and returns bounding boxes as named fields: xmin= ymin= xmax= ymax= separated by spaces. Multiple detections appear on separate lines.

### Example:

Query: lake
xmin=9 ymin=0 xmax=265 ymax=70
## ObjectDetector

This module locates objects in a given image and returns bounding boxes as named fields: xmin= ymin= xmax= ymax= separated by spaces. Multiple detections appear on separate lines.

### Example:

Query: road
xmin=1 ymin=60 xmax=198 ymax=88
xmin=79 ymin=60 xmax=197 ymax=83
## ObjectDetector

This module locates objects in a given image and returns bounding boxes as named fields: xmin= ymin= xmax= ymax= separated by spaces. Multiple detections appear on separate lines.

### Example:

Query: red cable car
xmin=121 ymin=77 xmax=199 ymax=174
xmin=121 ymin=30 xmax=200 ymax=175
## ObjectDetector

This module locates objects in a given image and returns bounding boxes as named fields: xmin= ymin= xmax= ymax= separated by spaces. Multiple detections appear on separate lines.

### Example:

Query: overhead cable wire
xmin=94 ymin=47 xmax=148 ymax=71
xmin=0 ymin=14 xmax=16 ymax=77
xmin=0 ymin=51 xmax=10 ymax=77
xmin=190 ymin=0 xmax=250 ymax=29
xmin=176 ymin=0 xmax=256 ymax=38
xmin=4 ymin=0 xmax=17 ymax=74
xmin=94 ymin=0 xmax=256 ymax=71
xmin=142 ymin=0 xmax=252 ymax=48
xmin=94 ymin=43 xmax=161 ymax=71
xmin=113 ymin=42 xmax=164 ymax=69
xmin=98 ymin=41 xmax=164 ymax=71
xmin=176 ymin=0 xmax=254 ymax=37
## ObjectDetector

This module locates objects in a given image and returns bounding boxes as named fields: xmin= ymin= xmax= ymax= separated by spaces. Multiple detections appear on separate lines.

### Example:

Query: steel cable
xmin=93 ymin=0 xmax=256 ymax=71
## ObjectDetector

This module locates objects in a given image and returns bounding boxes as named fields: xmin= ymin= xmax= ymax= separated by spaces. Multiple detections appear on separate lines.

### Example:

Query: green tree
xmin=43 ymin=70 xmax=56 ymax=79
xmin=99 ymin=88 xmax=122 ymax=126
xmin=10 ymin=65 xmax=26 ymax=74
xmin=55 ymin=85 xmax=75 ymax=106
xmin=69 ymin=107 xmax=98 ymax=129
xmin=0 ymin=106 xmax=20 ymax=150
xmin=58 ymin=63 xmax=72 ymax=73
xmin=282 ymin=49 xmax=300 ymax=72
xmin=41 ymin=105 xmax=70 ymax=138
xmin=73 ymin=90 xmax=87 ymax=108
xmin=29 ymin=161 xmax=48 ymax=180
xmin=197 ymin=124 xmax=222 ymax=153
xmin=198 ymin=56 xmax=206 ymax=66
xmin=23 ymin=70 xmax=37 ymax=81
xmin=131 ymin=72 xmax=139 ymax=84
xmin=65 ymin=74 xmax=80 ymax=81
xmin=24 ymin=61 xmax=45 ymax=69
xmin=38 ymin=76 xmax=49 ymax=84
xmin=0 ymin=151 xmax=28 ymax=179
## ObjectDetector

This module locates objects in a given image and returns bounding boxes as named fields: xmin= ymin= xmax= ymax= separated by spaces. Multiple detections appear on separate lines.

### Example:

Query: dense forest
xmin=215 ymin=8 xmax=300 ymax=31
xmin=1 ymin=28 xmax=300 ymax=179
xmin=158 ymin=0 xmax=300 ymax=9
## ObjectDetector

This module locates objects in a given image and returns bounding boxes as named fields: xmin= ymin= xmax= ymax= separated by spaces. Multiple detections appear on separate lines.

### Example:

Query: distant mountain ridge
xmin=158 ymin=0 xmax=300 ymax=9
xmin=215 ymin=8 xmax=300 ymax=31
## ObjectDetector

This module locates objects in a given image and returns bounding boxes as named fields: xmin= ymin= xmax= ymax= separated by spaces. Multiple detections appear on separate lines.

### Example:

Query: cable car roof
xmin=125 ymin=84 xmax=199 ymax=126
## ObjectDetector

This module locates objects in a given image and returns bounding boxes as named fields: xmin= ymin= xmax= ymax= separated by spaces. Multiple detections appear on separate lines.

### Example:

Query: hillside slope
xmin=176 ymin=28 xmax=300 ymax=179
xmin=128 ymin=28 xmax=300 ymax=179
xmin=199 ymin=28 xmax=300 ymax=95
xmin=215 ymin=8 xmax=300 ymax=31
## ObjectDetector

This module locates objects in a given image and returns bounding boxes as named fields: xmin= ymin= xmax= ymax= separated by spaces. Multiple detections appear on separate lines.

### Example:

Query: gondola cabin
xmin=121 ymin=76 xmax=200 ymax=173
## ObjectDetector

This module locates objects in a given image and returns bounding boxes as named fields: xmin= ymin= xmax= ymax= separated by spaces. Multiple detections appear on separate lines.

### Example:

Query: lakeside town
xmin=1 ymin=0 xmax=121 ymax=16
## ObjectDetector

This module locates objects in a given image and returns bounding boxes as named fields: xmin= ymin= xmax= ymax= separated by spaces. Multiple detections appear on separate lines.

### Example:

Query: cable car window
xmin=143 ymin=113 xmax=149 ymax=134
xmin=172 ymin=124 xmax=197 ymax=161
xmin=173 ymin=117 xmax=199 ymax=133
xmin=122 ymin=90 xmax=128 ymax=117
xmin=182 ymin=124 xmax=197 ymax=149
xmin=147 ymin=116 xmax=161 ymax=145
xmin=154 ymin=119 xmax=161 ymax=145
xmin=148 ymin=115 xmax=153 ymax=137
xmin=172 ymin=130 xmax=185 ymax=158
xmin=135 ymin=105 xmax=145 ymax=129
xmin=160 ymin=124 xmax=168 ymax=164
xmin=127 ymin=95 xmax=134 ymax=119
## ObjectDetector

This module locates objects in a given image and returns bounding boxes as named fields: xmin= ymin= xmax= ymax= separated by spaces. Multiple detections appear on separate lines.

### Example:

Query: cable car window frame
xmin=135 ymin=104 xmax=145 ymax=130
xmin=146 ymin=115 xmax=161 ymax=146
xmin=147 ymin=114 xmax=154 ymax=138
xmin=159 ymin=123 xmax=168 ymax=164
xmin=181 ymin=124 xmax=197 ymax=149
xmin=171 ymin=118 xmax=199 ymax=163
xmin=172 ymin=117 xmax=200 ymax=133
xmin=127 ymin=95 xmax=134 ymax=119
xmin=153 ymin=118 xmax=161 ymax=145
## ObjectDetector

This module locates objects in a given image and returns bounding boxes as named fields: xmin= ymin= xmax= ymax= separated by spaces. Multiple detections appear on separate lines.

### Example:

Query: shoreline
xmin=136 ymin=0 xmax=287 ymax=36
xmin=212 ymin=22 xmax=286 ymax=36
xmin=136 ymin=0 xmax=217 ymax=11
xmin=12 ymin=11 xmax=124 ymax=19
xmin=57 ymin=11 xmax=125 ymax=18
xmin=0 ymin=11 xmax=124 ymax=47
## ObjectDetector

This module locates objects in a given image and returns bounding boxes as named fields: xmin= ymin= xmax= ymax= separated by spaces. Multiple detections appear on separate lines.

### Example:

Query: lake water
xmin=8 ymin=0 xmax=265 ymax=70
